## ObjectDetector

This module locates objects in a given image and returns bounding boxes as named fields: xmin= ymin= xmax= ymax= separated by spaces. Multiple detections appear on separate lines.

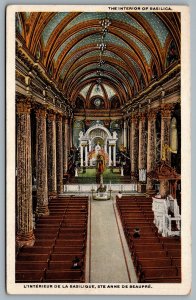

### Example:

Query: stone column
xmin=36 ymin=106 xmax=49 ymax=216
xmin=161 ymin=104 xmax=173 ymax=163
xmin=56 ymin=114 xmax=63 ymax=194
xmin=138 ymin=112 xmax=147 ymax=170
xmin=63 ymin=117 xmax=69 ymax=175
xmin=47 ymin=111 xmax=57 ymax=197
xmin=80 ymin=145 xmax=84 ymax=167
xmin=85 ymin=145 xmax=88 ymax=166
xmin=146 ymin=109 xmax=157 ymax=191
xmin=113 ymin=145 xmax=116 ymax=166
xmin=109 ymin=145 xmax=112 ymax=166
xmin=137 ymin=112 xmax=147 ymax=192
xmin=69 ymin=117 xmax=73 ymax=149
xmin=16 ymin=100 xmax=35 ymax=248
xmin=123 ymin=120 xmax=127 ymax=148
xmin=159 ymin=179 xmax=170 ymax=198
xmin=130 ymin=113 xmax=138 ymax=181
xmin=89 ymin=141 xmax=92 ymax=152
xmin=104 ymin=142 xmax=107 ymax=154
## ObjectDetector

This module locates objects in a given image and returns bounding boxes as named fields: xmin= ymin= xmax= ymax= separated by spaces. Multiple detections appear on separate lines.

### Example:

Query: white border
xmin=6 ymin=5 xmax=191 ymax=295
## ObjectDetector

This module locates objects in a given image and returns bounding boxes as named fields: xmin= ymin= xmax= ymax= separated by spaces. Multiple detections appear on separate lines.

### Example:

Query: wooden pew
xmin=137 ymin=258 xmax=172 ymax=269
xmin=16 ymin=270 xmax=45 ymax=282
xmin=16 ymin=254 xmax=50 ymax=261
xmin=44 ymin=270 xmax=84 ymax=282
xmin=132 ymin=243 xmax=163 ymax=252
xmin=140 ymin=266 xmax=180 ymax=283
xmin=19 ymin=246 xmax=52 ymax=254
xmin=55 ymin=240 xmax=85 ymax=247
xmin=53 ymin=246 xmax=85 ymax=253
xmin=16 ymin=261 xmax=48 ymax=271
xmin=133 ymin=250 xmax=167 ymax=260
xmin=167 ymin=249 xmax=181 ymax=258
xmin=50 ymin=253 xmax=84 ymax=261
xmin=48 ymin=261 xmax=83 ymax=270
xmin=34 ymin=240 xmax=55 ymax=247
xmin=171 ymin=258 xmax=181 ymax=267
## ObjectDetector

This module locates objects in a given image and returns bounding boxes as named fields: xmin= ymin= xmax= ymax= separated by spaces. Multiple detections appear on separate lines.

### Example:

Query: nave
xmin=16 ymin=194 xmax=181 ymax=283
xmin=14 ymin=10 xmax=182 ymax=285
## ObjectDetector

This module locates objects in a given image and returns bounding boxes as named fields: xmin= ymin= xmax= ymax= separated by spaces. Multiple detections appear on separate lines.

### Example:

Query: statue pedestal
xmin=93 ymin=192 xmax=110 ymax=201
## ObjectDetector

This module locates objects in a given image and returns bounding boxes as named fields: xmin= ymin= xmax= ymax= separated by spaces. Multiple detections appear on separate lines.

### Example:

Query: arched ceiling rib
xmin=17 ymin=11 xmax=180 ymax=107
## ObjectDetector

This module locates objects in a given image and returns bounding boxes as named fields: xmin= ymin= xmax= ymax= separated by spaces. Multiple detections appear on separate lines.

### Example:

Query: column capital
xmin=138 ymin=112 xmax=146 ymax=122
xmin=16 ymin=99 xmax=32 ymax=114
xmin=130 ymin=113 xmax=138 ymax=125
xmin=47 ymin=110 xmax=56 ymax=121
xmin=148 ymin=109 xmax=157 ymax=121
xmin=35 ymin=105 xmax=47 ymax=118
xmin=63 ymin=115 xmax=69 ymax=124
xmin=56 ymin=114 xmax=63 ymax=122
xmin=161 ymin=103 xmax=174 ymax=118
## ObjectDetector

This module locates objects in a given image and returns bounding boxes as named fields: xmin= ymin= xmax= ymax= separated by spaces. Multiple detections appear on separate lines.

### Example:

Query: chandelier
xmin=96 ymin=14 xmax=111 ymax=87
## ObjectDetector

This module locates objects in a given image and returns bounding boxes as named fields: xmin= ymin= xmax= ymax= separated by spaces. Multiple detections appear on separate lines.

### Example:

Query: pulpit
xmin=148 ymin=160 xmax=181 ymax=199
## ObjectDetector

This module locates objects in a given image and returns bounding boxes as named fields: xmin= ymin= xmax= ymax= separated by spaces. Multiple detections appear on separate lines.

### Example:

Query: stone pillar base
xmin=57 ymin=183 xmax=63 ymax=195
xmin=137 ymin=183 xmax=146 ymax=193
xmin=16 ymin=231 xmax=35 ymax=248
xmin=36 ymin=205 xmax=50 ymax=217
xmin=48 ymin=191 xmax=57 ymax=200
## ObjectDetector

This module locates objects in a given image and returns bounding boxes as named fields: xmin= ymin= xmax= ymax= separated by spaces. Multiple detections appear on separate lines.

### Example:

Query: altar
xmin=78 ymin=122 xmax=118 ymax=167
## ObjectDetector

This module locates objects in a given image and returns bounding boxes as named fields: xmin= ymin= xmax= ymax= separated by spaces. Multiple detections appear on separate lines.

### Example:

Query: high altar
xmin=79 ymin=122 xmax=118 ymax=167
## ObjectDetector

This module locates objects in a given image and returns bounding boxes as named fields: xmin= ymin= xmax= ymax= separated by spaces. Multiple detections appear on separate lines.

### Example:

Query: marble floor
xmin=87 ymin=195 xmax=138 ymax=283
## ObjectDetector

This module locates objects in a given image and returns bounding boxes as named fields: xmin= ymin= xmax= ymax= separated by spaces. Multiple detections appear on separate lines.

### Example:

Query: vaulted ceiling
xmin=16 ymin=11 xmax=180 ymax=108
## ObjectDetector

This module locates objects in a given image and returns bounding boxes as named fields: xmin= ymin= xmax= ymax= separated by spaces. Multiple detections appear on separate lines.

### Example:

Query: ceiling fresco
xmin=16 ymin=11 xmax=180 ymax=107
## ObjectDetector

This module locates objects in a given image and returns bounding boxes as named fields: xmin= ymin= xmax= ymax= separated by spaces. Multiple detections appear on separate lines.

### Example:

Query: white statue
xmin=95 ymin=143 xmax=101 ymax=154
xmin=121 ymin=166 xmax=124 ymax=176
xmin=75 ymin=167 xmax=78 ymax=177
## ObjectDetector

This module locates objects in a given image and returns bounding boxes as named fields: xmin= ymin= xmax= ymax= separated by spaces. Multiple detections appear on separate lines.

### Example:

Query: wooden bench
xmin=16 ymin=261 xmax=48 ymax=271
xmin=133 ymin=243 xmax=163 ymax=252
xmin=59 ymin=228 xmax=86 ymax=233
xmin=141 ymin=277 xmax=181 ymax=283
xmin=19 ymin=246 xmax=52 ymax=254
xmin=35 ymin=233 xmax=58 ymax=239
xmin=167 ymin=249 xmax=181 ymax=257
xmin=137 ymin=258 xmax=172 ymax=269
xmin=48 ymin=261 xmax=82 ymax=270
xmin=133 ymin=250 xmax=167 ymax=260
xmin=163 ymin=244 xmax=181 ymax=250
xmin=55 ymin=240 xmax=85 ymax=247
xmin=34 ymin=240 xmax=55 ymax=247
xmin=140 ymin=267 xmax=180 ymax=283
xmin=171 ymin=258 xmax=181 ymax=266
xmin=16 ymin=270 xmax=45 ymax=282
xmin=16 ymin=254 xmax=50 ymax=261
xmin=129 ymin=237 xmax=160 ymax=244
xmin=50 ymin=253 xmax=84 ymax=261
xmin=37 ymin=219 xmax=63 ymax=224
xmin=53 ymin=246 xmax=85 ymax=253
xmin=39 ymin=216 xmax=64 ymax=220
xmin=44 ymin=270 xmax=83 ymax=282
xmin=34 ymin=228 xmax=59 ymax=234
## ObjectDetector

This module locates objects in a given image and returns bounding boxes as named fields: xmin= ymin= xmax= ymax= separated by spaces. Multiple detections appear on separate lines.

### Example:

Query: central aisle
xmin=89 ymin=197 xmax=137 ymax=283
